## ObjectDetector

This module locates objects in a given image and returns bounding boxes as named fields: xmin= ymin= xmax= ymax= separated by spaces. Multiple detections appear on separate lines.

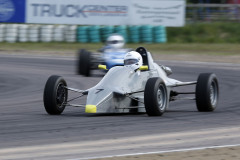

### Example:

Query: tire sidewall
xmin=153 ymin=80 xmax=167 ymax=113
xmin=144 ymin=77 xmax=168 ymax=116
xmin=52 ymin=78 xmax=68 ymax=112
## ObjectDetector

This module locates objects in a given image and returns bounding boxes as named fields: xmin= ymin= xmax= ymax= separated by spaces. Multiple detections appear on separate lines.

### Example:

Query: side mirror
xmin=139 ymin=65 xmax=148 ymax=71
xmin=165 ymin=67 xmax=172 ymax=76
xmin=98 ymin=65 xmax=107 ymax=70
xmin=161 ymin=65 xmax=172 ymax=76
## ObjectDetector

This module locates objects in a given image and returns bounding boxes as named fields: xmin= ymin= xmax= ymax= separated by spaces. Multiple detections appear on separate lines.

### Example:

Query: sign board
xmin=131 ymin=0 xmax=185 ymax=26
xmin=0 ymin=0 xmax=185 ymax=26
xmin=26 ymin=0 xmax=131 ymax=25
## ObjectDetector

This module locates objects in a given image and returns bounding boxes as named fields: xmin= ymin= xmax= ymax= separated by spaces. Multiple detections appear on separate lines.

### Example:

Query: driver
xmin=124 ymin=51 xmax=143 ymax=71
xmin=106 ymin=34 xmax=125 ymax=49
xmin=100 ymin=34 xmax=125 ymax=52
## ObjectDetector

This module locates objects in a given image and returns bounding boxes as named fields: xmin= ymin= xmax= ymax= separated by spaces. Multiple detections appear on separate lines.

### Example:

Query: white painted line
xmin=0 ymin=53 xmax=75 ymax=61
xmin=156 ymin=60 xmax=240 ymax=67
xmin=67 ymin=143 xmax=240 ymax=160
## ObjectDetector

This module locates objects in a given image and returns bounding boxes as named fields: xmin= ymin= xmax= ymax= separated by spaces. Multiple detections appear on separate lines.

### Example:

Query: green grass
xmin=167 ymin=22 xmax=240 ymax=43
xmin=0 ymin=42 xmax=240 ymax=55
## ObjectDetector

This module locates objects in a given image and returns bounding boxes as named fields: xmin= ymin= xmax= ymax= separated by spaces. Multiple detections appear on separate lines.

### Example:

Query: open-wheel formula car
xmin=44 ymin=47 xmax=219 ymax=116
xmin=76 ymin=34 xmax=131 ymax=76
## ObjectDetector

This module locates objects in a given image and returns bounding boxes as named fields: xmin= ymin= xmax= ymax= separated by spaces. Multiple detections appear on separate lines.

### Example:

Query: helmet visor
xmin=107 ymin=40 xmax=123 ymax=44
xmin=124 ymin=59 xmax=138 ymax=65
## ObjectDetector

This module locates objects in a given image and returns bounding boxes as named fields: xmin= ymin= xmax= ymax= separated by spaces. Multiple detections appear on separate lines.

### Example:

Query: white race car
xmin=43 ymin=47 xmax=219 ymax=116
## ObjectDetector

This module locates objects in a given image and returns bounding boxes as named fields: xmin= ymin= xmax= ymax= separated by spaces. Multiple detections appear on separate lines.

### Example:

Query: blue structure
xmin=103 ymin=50 xmax=127 ymax=69
xmin=0 ymin=0 xmax=26 ymax=23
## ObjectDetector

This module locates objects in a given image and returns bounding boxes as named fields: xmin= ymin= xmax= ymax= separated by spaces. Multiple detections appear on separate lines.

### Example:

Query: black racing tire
xmin=43 ymin=75 xmax=68 ymax=115
xmin=77 ymin=49 xmax=91 ymax=76
xmin=196 ymin=73 xmax=219 ymax=112
xmin=77 ymin=49 xmax=85 ymax=75
xmin=144 ymin=77 xmax=168 ymax=116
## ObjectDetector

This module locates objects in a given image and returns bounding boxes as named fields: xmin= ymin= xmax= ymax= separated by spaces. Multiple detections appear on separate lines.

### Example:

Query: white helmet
xmin=124 ymin=51 xmax=143 ymax=70
xmin=106 ymin=34 xmax=125 ymax=49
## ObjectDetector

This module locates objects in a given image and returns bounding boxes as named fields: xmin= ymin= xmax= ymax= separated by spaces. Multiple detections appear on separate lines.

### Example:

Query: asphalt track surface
xmin=0 ymin=54 xmax=240 ymax=160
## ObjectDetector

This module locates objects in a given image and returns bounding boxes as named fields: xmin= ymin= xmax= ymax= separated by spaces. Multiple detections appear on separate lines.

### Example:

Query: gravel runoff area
xmin=1 ymin=50 xmax=240 ymax=160
xmin=93 ymin=146 xmax=240 ymax=160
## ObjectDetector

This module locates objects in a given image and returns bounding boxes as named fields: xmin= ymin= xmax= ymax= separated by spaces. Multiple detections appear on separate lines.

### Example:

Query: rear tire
xmin=144 ymin=78 xmax=168 ymax=116
xmin=196 ymin=73 xmax=219 ymax=112
xmin=43 ymin=75 xmax=68 ymax=115
xmin=77 ymin=49 xmax=91 ymax=76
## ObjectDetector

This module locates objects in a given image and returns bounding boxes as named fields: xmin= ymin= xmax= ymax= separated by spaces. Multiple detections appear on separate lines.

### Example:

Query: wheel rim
xmin=157 ymin=84 xmax=166 ymax=111
xmin=56 ymin=83 xmax=67 ymax=108
xmin=210 ymin=80 xmax=218 ymax=106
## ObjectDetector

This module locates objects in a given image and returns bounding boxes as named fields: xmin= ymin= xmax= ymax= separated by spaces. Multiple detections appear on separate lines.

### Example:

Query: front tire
xmin=144 ymin=78 xmax=168 ymax=116
xmin=43 ymin=75 xmax=68 ymax=115
xmin=77 ymin=49 xmax=91 ymax=76
xmin=196 ymin=73 xmax=219 ymax=112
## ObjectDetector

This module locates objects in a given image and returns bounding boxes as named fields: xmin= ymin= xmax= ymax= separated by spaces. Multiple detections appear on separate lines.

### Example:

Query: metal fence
xmin=186 ymin=4 xmax=240 ymax=23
